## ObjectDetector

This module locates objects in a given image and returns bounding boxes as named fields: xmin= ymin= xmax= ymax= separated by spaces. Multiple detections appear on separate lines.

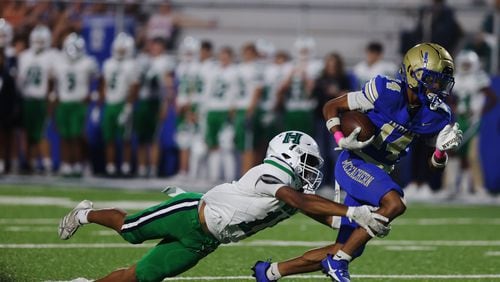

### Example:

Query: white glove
xmin=90 ymin=107 xmax=100 ymax=124
xmin=436 ymin=122 xmax=463 ymax=151
xmin=346 ymin=205 xmax=390 ymax=238
xmin=118 ymin=103 xmax=133 ymax=126
xmin=335 ymin=127 xmax=375 ymax=151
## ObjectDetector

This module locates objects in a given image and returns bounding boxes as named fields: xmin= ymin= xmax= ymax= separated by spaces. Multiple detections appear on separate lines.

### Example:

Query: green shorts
xmin=205 ymin=110 xmax=230 ymax=148
xmin=234 ymin=109 xmax=262 ymax=152
xmin=22 ymin=98 xmax=47 ymax=144
xmin=56 ymin=102 xmax=87 ymax=139
xmin=120 ymin=193 xmax=220 ymax=282
xmin=134 ymin=99 xmax=160 ymax=144
xmin=283 ymin=110 xmax=314 ymax=136
xmin=102 ymin=102 xmax=125 ymax=142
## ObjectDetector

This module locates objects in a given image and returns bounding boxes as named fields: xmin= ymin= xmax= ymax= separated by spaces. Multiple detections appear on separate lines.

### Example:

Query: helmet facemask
xmin=412 ymin=67 xmax=454 ymax=111
xmin=289 ymin=144 xmax=324 ymax=193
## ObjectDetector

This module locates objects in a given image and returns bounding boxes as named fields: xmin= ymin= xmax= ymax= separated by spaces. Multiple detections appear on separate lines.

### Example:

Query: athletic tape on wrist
xmin=326 ymin=117 xmax=340 ymax=131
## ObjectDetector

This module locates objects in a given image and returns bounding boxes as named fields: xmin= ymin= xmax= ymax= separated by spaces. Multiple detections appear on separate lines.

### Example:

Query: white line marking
xmin=384 ymin=246 xmax=436 ymax=251
xmin=4 ymin=226 xmax=55 ymax=232
xmin=0 ymin=218 xmax=59 ymax=224
xmin=485 ymin=251 xmax=500 ymax=256
xmin=162 ymin=274 xmax=500 ymax=280
xmin=0 ymin=196 xmax=158 ymax=210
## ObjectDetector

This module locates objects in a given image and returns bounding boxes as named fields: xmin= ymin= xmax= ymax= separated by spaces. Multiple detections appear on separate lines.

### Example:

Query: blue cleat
xmin=251 ymin=261 xmax=275 ymax=282
xmin=321 ymin=254 xmax=351 ymax=282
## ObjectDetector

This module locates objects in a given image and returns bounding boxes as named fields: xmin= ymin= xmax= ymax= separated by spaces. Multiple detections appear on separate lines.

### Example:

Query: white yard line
xmin=485 ymin=251 xmax=500 ymax=256
xmin=0 ymin=196 xmax=159 ymax=209
xmin=161 ymin=274 xmax=500 ymax=280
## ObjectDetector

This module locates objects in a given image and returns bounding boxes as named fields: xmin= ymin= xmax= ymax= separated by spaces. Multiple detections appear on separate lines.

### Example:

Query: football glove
xmin=346 ymin=205 xmax=390 ymax=238
xmin=335 ymin=127 xmax=374 ymax=151
xmin=436 ymin=122 xmax=463 ymax=151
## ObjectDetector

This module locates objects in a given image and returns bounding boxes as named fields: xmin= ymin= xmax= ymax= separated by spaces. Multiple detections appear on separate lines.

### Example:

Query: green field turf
xmin=1 ymin=184 xmax=500 ymax=282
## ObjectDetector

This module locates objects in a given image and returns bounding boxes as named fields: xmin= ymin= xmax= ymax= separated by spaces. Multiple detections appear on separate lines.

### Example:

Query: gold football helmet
xmin=401 ymin=43 xmax=455 ymax=104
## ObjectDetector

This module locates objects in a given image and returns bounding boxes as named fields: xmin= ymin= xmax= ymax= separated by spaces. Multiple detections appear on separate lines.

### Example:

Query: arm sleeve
xmin=347 ymin=91 xmax=374 ymax=112
xmin=254 ymin=174 xmax=289 ymax=197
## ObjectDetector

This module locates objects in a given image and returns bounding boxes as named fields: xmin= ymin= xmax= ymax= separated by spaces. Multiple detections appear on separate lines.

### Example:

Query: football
xmin=340 ymin=111 xmax=375 ymax=142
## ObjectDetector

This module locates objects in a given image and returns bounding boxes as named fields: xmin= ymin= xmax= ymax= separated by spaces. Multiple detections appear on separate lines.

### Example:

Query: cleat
xmin=58 ymin=200 xmax=93 ymax=240
xmin=321 ymin=254 xmax=351 ymax=282
xmin=251 ymin=261 xmax=275 ymax=282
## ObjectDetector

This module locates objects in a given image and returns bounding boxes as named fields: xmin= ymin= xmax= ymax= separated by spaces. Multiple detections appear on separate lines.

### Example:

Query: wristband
xmin=334 ymin=131 xmax=345 ymax=144
xmin=326 ymin=117 xmax=340 ymax=131
xmin=431 ymin=151 xmax=448 ymax=168
xmin=346 ymin=206 xmax=354 ymax=219
xmin=434 ymin=149 xmax=446 ymax=159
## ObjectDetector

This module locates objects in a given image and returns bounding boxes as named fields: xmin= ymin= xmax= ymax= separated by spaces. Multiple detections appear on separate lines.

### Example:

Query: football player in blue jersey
xmin=252 ymin=43 xmax=463 ymax=282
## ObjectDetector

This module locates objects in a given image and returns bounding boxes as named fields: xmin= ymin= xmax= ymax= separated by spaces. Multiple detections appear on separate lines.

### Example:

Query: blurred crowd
xmin=0 ymin=0 xmax=498 ymax=201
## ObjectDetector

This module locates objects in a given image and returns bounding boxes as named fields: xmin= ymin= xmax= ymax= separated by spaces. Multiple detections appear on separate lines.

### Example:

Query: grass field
xmin=1 ymin=184 xmax=500 ymax=282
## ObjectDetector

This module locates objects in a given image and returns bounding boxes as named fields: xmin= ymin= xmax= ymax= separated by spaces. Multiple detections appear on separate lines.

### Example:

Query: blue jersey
xmin=356 ymin=75 xmax=451 ymax=169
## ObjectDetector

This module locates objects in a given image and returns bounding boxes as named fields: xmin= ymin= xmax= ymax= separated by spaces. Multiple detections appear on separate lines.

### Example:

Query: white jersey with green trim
xmin=202 ymin=157 xmax=303 ymax=243
xmin=285 ymin=59 xmax=322 ymax=110
xmin=176 ymin=60 xmax=200 ymax=107
xmin=262 ymin=62 xmax=292 ymax=111
xmin=453 ymin=70 xmax=490 ymax=119
xmin=139 ymin=54 xmax=175 ymax=100
xmin=17 ymin=48 xmax=58 ymax=99
xmin=203 ymin=64 xmax=239 ymax=111
xmin=54 ymin=54 xmax=98 ymax=102
xmin=103 ymin=57 xmax=140 ymax=104
xmin=235 ymin=61 xmax=265 ymax=110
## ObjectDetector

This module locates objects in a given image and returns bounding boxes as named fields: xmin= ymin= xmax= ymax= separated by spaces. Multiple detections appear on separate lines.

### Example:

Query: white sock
xmin=106 ymin=163 xmax=116 ymax=174
xmin=208 ymin=151 xmax=221 ymax=181
xmin=222 ymin=151 xmax=236 ymax=181
xmin=0 ymin=159 xmax=4 ymax=174
xmin=266 ymin=262 xmax=282 ymax=280
xmin=333 ymin=250 xmax=352 ymax=262
xmin=73 ymin=163 xmax=83 ymax=174
xmin=138 ymin=165 xmax=147 ymax=177
xmin=121 ymin=162 xmax=131 ymax=174
xmin=43 ymin=158 xmax=52 ymax=170
xmin=76 ymin=209 xmax=91 ymax=224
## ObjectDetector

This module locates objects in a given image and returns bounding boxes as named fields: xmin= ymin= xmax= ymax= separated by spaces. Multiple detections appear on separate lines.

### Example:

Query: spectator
xmin=353 ymin=42 xmax=398 ymax=89
xmin=146 ymin=2 xmax=215 ymax=51
xmin=312 ymin=52 xmax=352 ymax=187
xmin=464 ymin=0 xmax=500 ymax=73
xmin=401 ymin=0 xmax=463 ymax=55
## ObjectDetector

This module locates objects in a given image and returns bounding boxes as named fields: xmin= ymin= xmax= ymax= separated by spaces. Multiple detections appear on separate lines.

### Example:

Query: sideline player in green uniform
xmin=54 ymin=33 xmax=98 ymax=176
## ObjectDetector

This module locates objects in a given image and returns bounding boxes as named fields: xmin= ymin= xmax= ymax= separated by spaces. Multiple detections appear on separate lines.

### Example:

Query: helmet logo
xmin=283 ymin=132 xmax=303 ymax=145
xmin=423 ymin=51 xmax=429 ymax=69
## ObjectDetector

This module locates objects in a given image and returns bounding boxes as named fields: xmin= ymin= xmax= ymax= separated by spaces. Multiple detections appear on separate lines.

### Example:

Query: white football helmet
xmin=256 ymin=38 xmax=276 ymax=60
xmin=293 ymin=37 xmax=316 ymax=61
xmin=455 ymin=50 xmax=480 ymax=75
xmin=0 ymin=18 xmax=13 ymax=48
xmin=30 ymin=25 xmax=51 ymax=52
xmin=63 ymin=33 xmax=86 ymax=61
xmin=112 ymin=32 xmax=135 ymax=60
xmin=179 ymin=36 xmax=200 ymax=62
xmin=266 ymin=131 xmax=324 ymax=192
